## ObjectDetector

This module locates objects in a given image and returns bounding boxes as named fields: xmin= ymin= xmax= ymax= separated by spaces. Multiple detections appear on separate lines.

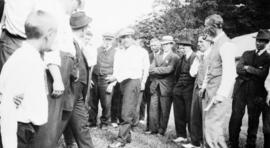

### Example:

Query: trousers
xmin=117 ymin=79 xmax=140 ymax=143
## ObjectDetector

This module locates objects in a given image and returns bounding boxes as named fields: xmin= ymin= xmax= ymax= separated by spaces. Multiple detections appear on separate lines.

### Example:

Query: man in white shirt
xmin=107 ymin=28 xmax=150 ymax=148
xmin=202 ymin=14 xmax=237 ymax=148
xmin=0 ymin=10 xmax=58 ymax=148
xmin=172 ymin=38 xmax=197 ymax=143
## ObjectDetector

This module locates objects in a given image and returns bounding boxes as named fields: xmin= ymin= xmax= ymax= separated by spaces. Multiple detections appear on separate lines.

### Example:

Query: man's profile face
xmin=198 ymin=36 xmax=211 ymax=53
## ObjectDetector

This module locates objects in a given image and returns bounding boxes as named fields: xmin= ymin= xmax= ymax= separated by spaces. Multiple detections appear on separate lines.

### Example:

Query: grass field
xmin=57 ymin=100 xmax=265 ymax=148
xmin=57 ymin=66 xmax=269 ymax=148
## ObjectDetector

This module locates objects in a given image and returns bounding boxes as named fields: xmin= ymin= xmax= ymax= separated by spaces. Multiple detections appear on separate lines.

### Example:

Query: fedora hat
xmin=70 ymin=11 xmax=92 ymax=29
xmin=253 ymin=29 xmax=270 ymax=40
xmin=176 ymin=38 xmax=193 ymax=46
xmin=161 ymin=35 xmax=174 ymax=45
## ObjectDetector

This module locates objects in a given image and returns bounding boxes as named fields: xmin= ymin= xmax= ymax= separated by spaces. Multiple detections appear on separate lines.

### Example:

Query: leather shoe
xmin=108 ymin=141 xmax=125 ymax=148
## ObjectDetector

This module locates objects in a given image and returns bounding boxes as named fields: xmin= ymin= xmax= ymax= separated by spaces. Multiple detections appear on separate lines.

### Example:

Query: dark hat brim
xmin=253 ymin=36 xmax=270 ymax=40
xmin=71 ymin=17 xmax=92 ymax=29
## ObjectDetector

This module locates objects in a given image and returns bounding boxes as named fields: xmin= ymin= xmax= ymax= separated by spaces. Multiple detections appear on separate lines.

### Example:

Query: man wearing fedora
xmin=172 ymin=37 xmax=197 ymax=143
xmin=229 ymin=29 xmax=270 ymax=148
xmin=182 ymin=35 xmax=213 ymax=148
xmin=62 ymin=11 xmax=94 ymax=148
xmin=106 ymin=28 xmax=150 ymax=148
xmin=88 ymin=32 xmax=118 ymax=129
xmin=148 ymin=35 xmax=179 ymax=135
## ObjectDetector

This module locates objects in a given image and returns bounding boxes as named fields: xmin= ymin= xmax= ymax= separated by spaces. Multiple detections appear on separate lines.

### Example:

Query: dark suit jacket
xmin=149 ymin=51 xmax=179 ymax=97
xmin=233 ymin=49 xmax=270 ymax=98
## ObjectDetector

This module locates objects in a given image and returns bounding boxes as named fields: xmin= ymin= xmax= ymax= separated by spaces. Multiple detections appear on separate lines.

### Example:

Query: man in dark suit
xmin=143 ymin=38 xmax=162 ymax=133
xmin=148 ymin=35 xmax=179 ymax=135
xmin=172 ymin=38 xmax=197 ymax=143
xmin=229 ymin=29 xmax=270 ymax=148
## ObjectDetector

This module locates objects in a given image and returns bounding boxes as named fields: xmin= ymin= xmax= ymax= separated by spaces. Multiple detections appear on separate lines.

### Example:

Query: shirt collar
xmin=185 ymin=49 xmax=193 ymax=59
xmin=256 ymin=48 xmax=267 ymax=56
xmin=213 ymin=31 xmax=225 ymax=43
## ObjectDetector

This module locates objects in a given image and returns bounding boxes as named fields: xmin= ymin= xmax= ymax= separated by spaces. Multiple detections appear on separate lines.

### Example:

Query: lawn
xmin=57 ymin=100 xmax=265 ymax=148
xmin=57 ymin=66 xmax=269 ymax=148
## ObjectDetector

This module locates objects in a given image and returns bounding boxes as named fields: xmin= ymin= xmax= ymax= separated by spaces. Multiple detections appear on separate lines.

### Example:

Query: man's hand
xmin=90 ymin=80 xmax=94 ymax=89
xmin=52 ymin=80 xmax=65 ymax=98
xmin=244 ymin=65 xmax=249 ymax=70
xmin=212 ymin=95 xmax=225 ymax=105
xmin=105 ymin=75 xmax=116 ymax=83
xmin=106 ymin=82 xmax=116 ymax=93
xmin=198 ymin=88 xmax=206 ymax=98
xmin=149 ymin=68 xmax=156 ymax=74
xmin=13 ymin=94 xmax=24 ymax=108
xmin=140 ymin=82 xmax=145 ymax=91
xmin=266 ymin=94 xmax=270 ymax=106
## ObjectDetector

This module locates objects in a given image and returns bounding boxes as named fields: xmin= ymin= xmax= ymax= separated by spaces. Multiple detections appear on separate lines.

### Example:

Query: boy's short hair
xmin=25 ymin=10 xmax=57 ymax=39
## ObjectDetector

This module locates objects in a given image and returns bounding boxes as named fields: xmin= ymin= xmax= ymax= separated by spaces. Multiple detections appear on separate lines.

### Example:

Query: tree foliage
xmin=134 ymin=0 xmax=270 ymax=49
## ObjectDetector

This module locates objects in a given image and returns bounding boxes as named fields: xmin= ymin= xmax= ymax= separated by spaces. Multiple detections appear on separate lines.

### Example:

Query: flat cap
xmin=117 ymin=28 xmax=135 ymax=38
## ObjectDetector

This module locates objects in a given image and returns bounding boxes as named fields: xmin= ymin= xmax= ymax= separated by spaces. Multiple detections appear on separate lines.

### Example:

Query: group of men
xmin=0 ymin=0 xmax=270 ymax=148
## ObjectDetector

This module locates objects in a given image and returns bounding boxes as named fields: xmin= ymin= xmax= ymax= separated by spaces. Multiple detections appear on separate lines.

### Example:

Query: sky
xmin=84 ymin=0 xmax=155 ymax=45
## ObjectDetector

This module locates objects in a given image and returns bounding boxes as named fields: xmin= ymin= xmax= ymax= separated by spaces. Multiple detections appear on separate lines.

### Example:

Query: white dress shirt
xmin=2 ymin=0 xmax=38 ymax=37
xmin=113 ymin=45 xmax=150 ymax=84
xmin=0 ymin=42 xmax=48 ymax=148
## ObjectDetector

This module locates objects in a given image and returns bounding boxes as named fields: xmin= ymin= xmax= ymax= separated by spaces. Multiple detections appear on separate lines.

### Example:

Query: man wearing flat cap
xmin=148 ymin=35 xmax=179 ymax=135
xmin=229 ymin=29 xmax=270 ymax=148
xmin=143 ymin=38 xmax=162 ymax=134
xmin=106 ymin=28 xmax=150 ymax=148
xmin=61 ymin=10 xmax=94 ymax=148
xmin=172 ymin=37 xmax=197 ymax=144
xmin=88 ymin=32 xmax=118 ymax=129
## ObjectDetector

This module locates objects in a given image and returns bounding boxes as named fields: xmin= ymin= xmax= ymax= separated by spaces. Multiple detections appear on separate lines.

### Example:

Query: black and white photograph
xmin=0 ymin=0 xmax=269 ymax=148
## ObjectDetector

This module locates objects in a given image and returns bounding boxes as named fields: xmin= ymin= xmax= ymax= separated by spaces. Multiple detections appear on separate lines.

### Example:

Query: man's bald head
xmin=25 ymin=10 xmax=58 ymax=40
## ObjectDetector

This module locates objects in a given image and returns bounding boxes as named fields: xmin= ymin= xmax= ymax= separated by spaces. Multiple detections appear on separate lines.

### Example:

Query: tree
xmin=134 ymin=0 xmax=270 ymax=47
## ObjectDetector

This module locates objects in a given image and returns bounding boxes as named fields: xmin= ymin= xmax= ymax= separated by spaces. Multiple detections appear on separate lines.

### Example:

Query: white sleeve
xmin=112 ymin=50 xmax=120 ymax=81
xmin=43 ymin=50 xmax=61 ymax=66
xmin=265 ymin=69 xmax=270 ymax=93
xmin=216 ymin=42 xmax=237 ymax=98
xmin=189 ymin=57 xmax=200 ymax=77
xmin=141 ymin=49 xmax=150 ymax=84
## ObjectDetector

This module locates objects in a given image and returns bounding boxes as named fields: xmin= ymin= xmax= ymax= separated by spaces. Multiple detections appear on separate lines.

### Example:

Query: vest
xmin=195 ymin=53 xmax=210 ymax=88
xmin=93 ymin=46 xmax=116 ymax=76
xmin=74 ymin=40 xmax=88 ymax=85
xmin=206 ymin=34 xmax=230 ymax=99
xmin=175 ymin=52 xmax=196 ymax=87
